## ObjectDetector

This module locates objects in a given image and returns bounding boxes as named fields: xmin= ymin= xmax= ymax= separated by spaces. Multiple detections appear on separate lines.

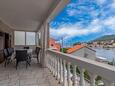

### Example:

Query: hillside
xmin=94 ymin=35 xmax=115 ymax=41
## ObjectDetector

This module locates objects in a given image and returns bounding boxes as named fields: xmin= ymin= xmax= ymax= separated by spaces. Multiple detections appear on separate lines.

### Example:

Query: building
xmin=67 ymin=44 xmax=96 ymax=60
xmin=0 ymin=0 xmax=114 ymax=86
xmin=49 ymin=38 xmax=61 ymax=51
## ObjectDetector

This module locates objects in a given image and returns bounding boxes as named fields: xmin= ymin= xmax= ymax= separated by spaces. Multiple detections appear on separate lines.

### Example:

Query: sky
xmin=50 ymin=0 xmax=115 ymax=46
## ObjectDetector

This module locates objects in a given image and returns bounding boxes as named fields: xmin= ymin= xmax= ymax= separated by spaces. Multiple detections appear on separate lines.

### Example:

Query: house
xmin=0 ymin=0 xmax=114 ymax=86
xmin=49 ymin=38 xmax=61 ymax=51
xmin=67 ymin=44 xmax=96 ymax=60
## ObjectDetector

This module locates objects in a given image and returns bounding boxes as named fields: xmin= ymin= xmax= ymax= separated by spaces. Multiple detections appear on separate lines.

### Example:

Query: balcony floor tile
xmin=0 ymin=58 xmax=61 ymax=86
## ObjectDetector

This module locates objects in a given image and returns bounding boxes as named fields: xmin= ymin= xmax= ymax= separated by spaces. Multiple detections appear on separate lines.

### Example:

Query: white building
xmin=67 ymin=45 xmax=96 ymax=60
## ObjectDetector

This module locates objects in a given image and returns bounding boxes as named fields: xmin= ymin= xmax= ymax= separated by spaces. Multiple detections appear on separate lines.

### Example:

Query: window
xmin=14 ymin=31 xmax=36 ymax=45
xmin=26 ymin=32 xmax=35 ymax=45
xmin=14 ymin=31 xmax=25 ymax=45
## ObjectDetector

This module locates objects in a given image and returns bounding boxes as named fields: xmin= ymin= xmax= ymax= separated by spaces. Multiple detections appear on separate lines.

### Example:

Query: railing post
xmin=53 ymin=57 xmax=56 ymax=76
xmin=51 ymin=56 xmax=53 ymax=74
xmin=90 ymin=73 xmax=96 ymax=86
xmin=51 ymin=55 xmax=55 ymax=75
xmin=79 ymin=67 xmax=85 ymax=86
xmin=73 ymin=64 xmax=77 ymax=86
xmin=59 ymin=58 xmax=63 ymax=83
xmin=49 ymin=55 xmax=52 ymax=72
xmin=56 ymin=57 xmax=60 ymax=80
xmin=63 ymin=60 xmax=66 ymax=86
xmin=54 ymin=57 xmax=57 ymax=77
xmin=67 ymin=62 xmax=72 ymax=86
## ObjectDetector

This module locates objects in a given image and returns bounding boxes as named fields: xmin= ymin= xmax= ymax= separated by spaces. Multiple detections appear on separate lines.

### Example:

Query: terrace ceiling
xmin=0 ymin=0 xmax=60 ymax=31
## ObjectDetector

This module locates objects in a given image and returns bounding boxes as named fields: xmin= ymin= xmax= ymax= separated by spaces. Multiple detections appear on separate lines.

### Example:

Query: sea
xmin=94 ymin=48 xmax=115 ymax=62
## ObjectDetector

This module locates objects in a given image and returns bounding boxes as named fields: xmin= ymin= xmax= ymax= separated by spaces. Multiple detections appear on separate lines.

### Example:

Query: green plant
xmin=61 ymin=48 xmax=68 ymax=53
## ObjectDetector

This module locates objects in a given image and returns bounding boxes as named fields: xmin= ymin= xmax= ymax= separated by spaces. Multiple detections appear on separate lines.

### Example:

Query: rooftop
xmin=67 ymin=44 xmax=84 ymax=54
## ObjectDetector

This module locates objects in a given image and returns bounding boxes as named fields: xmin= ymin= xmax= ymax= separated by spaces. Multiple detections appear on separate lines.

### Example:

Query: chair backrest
xmin=16 ymin=50 xmax=27 ymax=61
xmin=7 ymin=48 xmax=14 ymax=56
xmin=3 ymin=49 xmax=9 ymax=58
xmin=24 ymin=46 xmax=29 ymax=49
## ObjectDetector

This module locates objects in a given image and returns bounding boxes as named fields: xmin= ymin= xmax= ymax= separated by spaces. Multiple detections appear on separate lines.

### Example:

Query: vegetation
xmin=61 ymin=48 xmax=68 ymax=53
xmin=69 ymin=65 xmax=90 ymax=80
xmin=94 ymin=35 xmax=115 ymax=41
xmin=107 ymin=58 xmax=115 ymax=66
xmin=65 ymin=64 xmax=103 ymax=86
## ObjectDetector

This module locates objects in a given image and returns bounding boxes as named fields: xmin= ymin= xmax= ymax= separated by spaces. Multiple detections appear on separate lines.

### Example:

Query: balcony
xmin=0 ymin=49 xmax=115 ymax=86
xmin=46 ymin=49 xmax=115 ymax=86
xmin=0 ymin=0 xmax=115 ymax=86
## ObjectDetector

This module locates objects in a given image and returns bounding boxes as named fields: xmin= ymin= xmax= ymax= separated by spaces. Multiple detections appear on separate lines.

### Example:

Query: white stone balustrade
xmin=47 ymin=49 xmax=115 ymax=86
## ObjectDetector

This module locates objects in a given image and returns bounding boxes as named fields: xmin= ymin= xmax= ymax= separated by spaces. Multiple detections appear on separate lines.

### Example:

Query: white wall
xmin=84 ymin=47 xmax=96 ymax=60
xmin=71 ymin=47 xmax=96 ymax=60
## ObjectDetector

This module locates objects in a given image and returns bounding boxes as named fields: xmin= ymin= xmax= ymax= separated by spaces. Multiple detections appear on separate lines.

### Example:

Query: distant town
xmin=75 ymin=35 xmax=115 ymax=48
xmin=49 ymin=35 xmax=115 ymax=66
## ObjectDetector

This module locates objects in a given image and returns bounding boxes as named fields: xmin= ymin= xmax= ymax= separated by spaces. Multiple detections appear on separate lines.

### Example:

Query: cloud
xmin=50 ymin=20 xmax=102 ymax=39
xmin=103 ymin=16 xmax=115 ymax=30
xmin=66 ymin=9 xmax=77 ymax=16
xmin=50 ymin=15 xmax=115 ymax=40
xmin=50 ymin=0 xmax=115 ymax=43
xmin=111 ymin=0 xmax=115 ymax=9
xmin=96 ymin=0 xmax=106 ymax=5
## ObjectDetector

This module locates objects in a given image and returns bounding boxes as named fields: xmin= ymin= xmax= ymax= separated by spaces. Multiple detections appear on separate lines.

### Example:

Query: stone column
xmin=40 ymin=22 xmax=49 ymax=67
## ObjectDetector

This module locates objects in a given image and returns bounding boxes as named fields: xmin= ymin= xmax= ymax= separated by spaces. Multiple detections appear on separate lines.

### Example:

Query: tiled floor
xmin=0 ymin=58 xmax=61 ymax=86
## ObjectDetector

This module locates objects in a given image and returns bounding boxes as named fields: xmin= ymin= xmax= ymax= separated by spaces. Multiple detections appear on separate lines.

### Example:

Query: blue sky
xmin=50 ymin=0 xmax=115 ymax=46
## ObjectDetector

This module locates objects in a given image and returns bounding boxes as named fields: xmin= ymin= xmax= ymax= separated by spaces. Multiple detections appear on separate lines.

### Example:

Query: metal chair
xmin=24 ymin=46 xmax=29 ymax=49
xmin=15 ymin=50 xmax=30 ymax=69
xmin=7 ymin=48 xmax=14 ymax=57
xmin=3 ymin=49 xmax=11 ymax=67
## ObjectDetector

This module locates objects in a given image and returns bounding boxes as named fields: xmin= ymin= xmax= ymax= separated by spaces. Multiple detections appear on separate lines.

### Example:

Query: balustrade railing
xmin=46 ymin=49 xmax=115 ymax=86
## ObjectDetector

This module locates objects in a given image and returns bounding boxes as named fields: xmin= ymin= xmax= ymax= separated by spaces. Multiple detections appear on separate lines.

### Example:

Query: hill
xmin=94 ymin=35 xmax=115 ymax=41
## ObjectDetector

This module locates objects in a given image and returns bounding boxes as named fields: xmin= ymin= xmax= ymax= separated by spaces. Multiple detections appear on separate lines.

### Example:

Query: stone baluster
xmin=47 ymin=54 xmax=50 ymax=70
xmin=51 ymin=56 xmax=54 ymax=74
xmin=73 ymin=64 xmax=77 ymax=86
xmin=56 ymin=57 xmax=60 ymax=80
xmin=53 ymin=57 xmax=56 ymax=77
xmin=54 ymin=56 xmax=57 ymax=77
xmin=59 ymin=58 xmax=63 ymax=83
xmin=67 ymin=62 xmax=72 ymax=86
xmin=53 ymin=57 xmax=56 ymax=76
xmin=63 ymin=60 xmax=66 ymax=86
xmin=49 ymin=56 xmax=52 ymax=72
xmin=79 ymin=67 xmax=85 ymax=86
xmin=89 ymin=73 xmax=96 ymax=86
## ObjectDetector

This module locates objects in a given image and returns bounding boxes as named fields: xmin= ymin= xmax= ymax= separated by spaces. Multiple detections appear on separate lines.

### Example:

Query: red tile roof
xmin=67 ymin=45 xmax=84 ymax=54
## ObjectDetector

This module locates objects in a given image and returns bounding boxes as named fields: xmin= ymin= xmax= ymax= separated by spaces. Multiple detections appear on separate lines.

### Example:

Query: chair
xmin=24 ymin=46 xmax=29 ymax=49
xmin=15 ymin=50 xmax=30 ymax=69
xmin=3 ymin=49 xmax=11 ymax=67
xmin=35 ymin=47 xmax=40 ymax=63
xmin=7 ymin=48 xmax=14 ymax=57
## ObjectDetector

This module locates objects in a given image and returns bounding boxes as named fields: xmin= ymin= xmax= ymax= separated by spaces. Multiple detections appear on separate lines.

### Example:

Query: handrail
xmin=47 ymin=49 xmax=115 ymax=83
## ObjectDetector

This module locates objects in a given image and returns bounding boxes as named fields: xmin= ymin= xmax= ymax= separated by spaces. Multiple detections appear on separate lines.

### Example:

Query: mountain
xmin=94 ymin=35 xmax=115 ymax=41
